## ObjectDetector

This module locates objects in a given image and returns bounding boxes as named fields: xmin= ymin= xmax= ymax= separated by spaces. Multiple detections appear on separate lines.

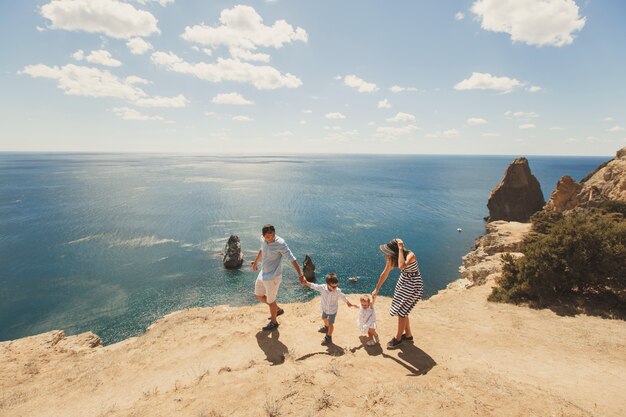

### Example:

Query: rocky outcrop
xmin=222 ymin=235 xmax=243 ymax=269
xmin=545 ymin=146 xmax=626 ymax=212
xmin=459 ymin=221 xmax=531 ymax=285
xmin=544 ymin=176 xmax=583 ymax=212
xmin=487 ymin=158 xmax=545 ymax=222
xmin=302 ymin=255 xmax=316 ymax=282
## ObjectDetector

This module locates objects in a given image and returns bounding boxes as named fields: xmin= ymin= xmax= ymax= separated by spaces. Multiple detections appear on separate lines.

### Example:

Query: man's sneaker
xmin=318 ymin=326 xmax=329 ymax=334
xmin=401 ymin=334 xmax=414 ymax=341
xmin=262 ymin=321 xmax=279 ymax=331
xmin=321 ymin=335 xmax=332 ymax=345
xmin=386 ymin=337 xmax=402 ymax=349
xmin=267 ymin=308 xmax=284 ymax=320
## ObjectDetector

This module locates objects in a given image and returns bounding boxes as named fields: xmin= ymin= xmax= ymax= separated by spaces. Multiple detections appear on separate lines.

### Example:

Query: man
xmin=252 ymin=224 xmax=305 ymax=331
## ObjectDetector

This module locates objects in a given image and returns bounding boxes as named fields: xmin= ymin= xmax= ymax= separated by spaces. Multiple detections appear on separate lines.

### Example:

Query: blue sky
xmin=1 ymin=0 xmax=625 ymax=155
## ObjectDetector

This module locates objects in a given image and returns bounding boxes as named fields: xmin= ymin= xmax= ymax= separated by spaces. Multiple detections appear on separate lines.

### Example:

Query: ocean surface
xmin=0 ymin=153 xmax=607 ymax=345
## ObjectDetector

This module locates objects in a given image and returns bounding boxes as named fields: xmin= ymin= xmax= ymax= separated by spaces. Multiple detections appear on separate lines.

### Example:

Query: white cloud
xmin=519 ymin=123 xmax=536 ymax=129
xmin=427 ymin=129 xmax=461 ymax=138
xmin=389 ymin=85 xmax=418 ymax=93
xmin=125 ymin=75 xmax=150 ymax=85
xmin=205 ymin=111 xmax=217 ymax=117
xmin=126 ymin=37 xmax=153 ymax=55
xmin=377 ymin=99 xmax=391 ymax=109
xmin=549 ymin=126 xmax=564 ymax=131
xmin=343 ymin=75 xmax=378 ymax=93
xmin=526 ymin=85 xmax=543 ymax=93
xmin=229 ymin=47 xmax=271 ymax=63
xmin=73 ymin=49 xmax=122 ymax=67
xmin=211 ymin=93 xmax=254 ymax=105
xmin=454 ymin=72 xmax=521 ymax=93
xmin=324 ymin=126 xmax=342 ymax=131
xmin=604 ymin=117 xmax=614 ymax=122
xmin=302 ymin=109 xmax=312 ymax=114
xmin=455 ymin=12 xmax=465 ymax=20
xmin=299 ymin=120 xmax=306 ymax=125
xmin=274 ymin=131 xmax=294 ymax=137
xmin=134 ymin=94 xmax=188 ymax=108
xmin=20 ymin=63 xmax=186 ymax=108
xmin=232 ymin=115 xmax=253 ymax=122
xmin=376 ymin=125 xmax=418 ymax=137
xmin=482 ymin=133 xmax=501 ymax=137
xmin=181 ymin=5 xmax=307 ymax=56
xmin=505 ymin=110 xmax=539 ymax=119
xmin=467 ymin=117 xmax=487 ymax=126
xmin=470 ymin=0 xmax=585 ymax=47
xmin=203 ymin=48 xmax=213 ymax=56
xmin=151 ymin=51 xmax=302 ymax=90
xmin=607 ymin=126 xmax=625 ymax=132
xmin=40 ymin=0 xmax=160 ymax=39
xmin=387 ymin=112 xmax=415 ymax=123
xmin=112 ymin=107 xmax=164 ymax=121
xmin=135 ymin=0 xmax=175 ymax=6
xmin=325 ymin=112 xmax=346 ymax=120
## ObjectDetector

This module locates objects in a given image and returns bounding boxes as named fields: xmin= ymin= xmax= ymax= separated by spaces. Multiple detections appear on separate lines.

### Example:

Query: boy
xmin=301 ymin=273 xmax=357 ymax=345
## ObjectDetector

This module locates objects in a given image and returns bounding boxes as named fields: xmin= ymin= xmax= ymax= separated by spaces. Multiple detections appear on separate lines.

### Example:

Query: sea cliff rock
xmin=302 ymin=255 xmax=316 ymax=282
xmin=222 ymin=235 xmax=243 ymax=269
xmin=545 ymin=146 xmax=626 ymax=212
xmin=487 ymin=158 xmax=545 ymax=222
xmin=544 ymin=175 xmax=583 ymax=212
xmin=459 ymin=221 xmax=531 ymax=285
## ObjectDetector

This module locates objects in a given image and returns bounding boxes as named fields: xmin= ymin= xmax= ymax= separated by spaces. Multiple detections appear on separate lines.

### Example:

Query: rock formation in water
xmin=487 ymin=158 xmax=545 ymax=222
xmin=222 ymin=235 xmax=243 ymax=269
xmin=545 ymin=146 xmax=626 ymax=212
xmin=302 ymin=255 xmax=316 ymax=282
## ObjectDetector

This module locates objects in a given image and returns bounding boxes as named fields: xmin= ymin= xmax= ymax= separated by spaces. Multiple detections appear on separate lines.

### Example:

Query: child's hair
xmin=325 ymin=273 xmax=339 ymax=285
xmin=261 ymin=224 xmax=275 ymax=235
xmin=360 ymin=295 xmax=371 ymax=304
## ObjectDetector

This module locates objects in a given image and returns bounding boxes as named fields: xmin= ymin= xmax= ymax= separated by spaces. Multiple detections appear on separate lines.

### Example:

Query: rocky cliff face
xmin=458 ymin=221 xmax=531 ymax=285
xmin=487 ymin=158 xmax=545 ymax=222
xmin=545 ymin=146 xmax=626 ymax=212
xmin=302 ymin=255 xmax=316 ymax=282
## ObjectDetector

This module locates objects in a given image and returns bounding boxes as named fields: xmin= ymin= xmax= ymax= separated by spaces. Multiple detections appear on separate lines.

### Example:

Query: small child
xmin=357 ymin=295 xmax=379 ymax=346
xmin=301 ymin=273 xmax=357 ymax=345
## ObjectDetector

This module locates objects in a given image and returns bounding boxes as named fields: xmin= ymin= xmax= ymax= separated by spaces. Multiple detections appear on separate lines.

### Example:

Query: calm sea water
xmin=0 ymin=153 xmax=607 ymax=344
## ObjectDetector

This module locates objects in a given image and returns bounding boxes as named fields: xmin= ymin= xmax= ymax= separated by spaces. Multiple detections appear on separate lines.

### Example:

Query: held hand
xmin=252 ymin=262 xmax=258 ymax=272
xmin=371 ymin=289 xmax=378 ymax=298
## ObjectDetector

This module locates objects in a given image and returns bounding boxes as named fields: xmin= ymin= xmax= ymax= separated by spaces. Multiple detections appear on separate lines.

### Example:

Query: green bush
xmin=490 ymin=208 xmax=626 ymax=308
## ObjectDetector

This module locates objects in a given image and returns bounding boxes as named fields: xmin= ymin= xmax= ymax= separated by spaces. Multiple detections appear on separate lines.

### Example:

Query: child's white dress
xmin=357 ymin=305 xmax=377 ymax=333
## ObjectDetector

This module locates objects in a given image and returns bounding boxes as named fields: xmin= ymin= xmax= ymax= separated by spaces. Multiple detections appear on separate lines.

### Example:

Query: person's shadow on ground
xmin=350 ymin=337 xmax=436 ymax=376
xmin=296 ymin=340 xmax=346 ymax=361
xmin=255 ymin=329 xmax=289 ymax=366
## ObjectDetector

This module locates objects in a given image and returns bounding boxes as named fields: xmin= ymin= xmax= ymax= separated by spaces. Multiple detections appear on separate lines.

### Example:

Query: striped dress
xmin=389 ymin=259 xmax=424 ymax=317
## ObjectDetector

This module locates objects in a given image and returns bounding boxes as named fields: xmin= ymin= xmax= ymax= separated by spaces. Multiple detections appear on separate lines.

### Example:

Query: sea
xmin=0 ymin=153 xmax=607 ymax=345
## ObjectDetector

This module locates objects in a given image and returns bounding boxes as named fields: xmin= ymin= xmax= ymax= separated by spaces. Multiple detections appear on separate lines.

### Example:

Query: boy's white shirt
xmin=308 ymin=283 xmax=349 ymax=314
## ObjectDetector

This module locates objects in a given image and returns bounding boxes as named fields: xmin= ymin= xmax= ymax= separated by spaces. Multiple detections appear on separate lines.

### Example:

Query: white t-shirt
xmin=308 ymin=283 xmax=349 ymax=315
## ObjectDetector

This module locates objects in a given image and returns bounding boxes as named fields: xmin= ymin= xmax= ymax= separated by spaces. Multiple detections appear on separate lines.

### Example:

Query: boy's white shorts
xmin=254 ymin=273 xmax=282 ymax=304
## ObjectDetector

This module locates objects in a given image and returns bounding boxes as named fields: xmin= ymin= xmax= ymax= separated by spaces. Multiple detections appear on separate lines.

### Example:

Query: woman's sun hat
xmin=379 ymin=239 xmax=399 ymax=256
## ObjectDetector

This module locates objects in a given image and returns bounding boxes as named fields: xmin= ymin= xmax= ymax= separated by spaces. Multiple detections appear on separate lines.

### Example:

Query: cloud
xmin=134 ymin=94 xmax=188 ymax=108
xmin=376 ymin=125 xmax=418 ymax=137
xmin=470 ymin=0 xmax=585 ymax=47
xmin=389 ymin=85 xmax=418 ymax=93
xmin=211 ymin=93 xmax=254 ymax=105
xmin=40 ymin=0 xmax=160 ymax=39
xmin=426 ymin=129 xmax=461 ymax=138
xmin=229 ymin=47 xmax=271 ymax=63
xmin=125 ymin=75 xmax=150 ymax=85
xmin=151 ymin=51 xmax=302 ymax=90
xmin=325 ymin=112 xmax=346 ymax=120
xmin=454 ymin=72 xmax=521 ymax=93
xmin=377 ymin=99 xmax=391 ymax=109
xmin=135 ymin=0 xmax=174 ymax=6
xmin=181 ymin=5 xmax=307 ymax=57
xmin=302 ymin=109 xmax=312 ymax=114
xmin=232 ymin=115 xmax=253 ymax=122
xmin=73 ymin=49 xmax=122 ymax=67
xmin=112 ymin=107 xmax=164 ymax=121
xmin=603 ymin=117 xmax=614 ymax=122
xmin=482 ymin=133 xmax=501 ymax=137
xmin=274 ymin=131 xmax=294 ymax=137
xmin=519 ymin=123 xmax=536 ymax=129
xmin=526 ymin=85 xmax=543 ymax=93
xmin=505 ymin=110 xmax=539 ymax=119
xmin=386 ymin=112 xmax=415 ymax=123
xmin=343 ymin=75 xmax=378 ymax=93
xmin=549 ymin=126 xmax=564 ymax=131
xmin=126 ymin=37 xmax=153 ymax=55
xmin=467 ymin=117 xmax=487 ymax=126
xmin=20 ymin=63 xmax=187 ymax=107
xmin=607 ymin=126 xmax=625 ymax=132
xmin=455 ymin=12 xmax=465 ymax=20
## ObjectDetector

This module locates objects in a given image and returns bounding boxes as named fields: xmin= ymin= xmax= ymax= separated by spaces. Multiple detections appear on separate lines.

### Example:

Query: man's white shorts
xmin=254 ymin=273 xmax=282 ymax=304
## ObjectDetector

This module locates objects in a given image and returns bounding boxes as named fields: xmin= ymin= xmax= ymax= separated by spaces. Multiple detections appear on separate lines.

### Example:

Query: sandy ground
xmin=2 ymin=280 xmax=625 ymax=417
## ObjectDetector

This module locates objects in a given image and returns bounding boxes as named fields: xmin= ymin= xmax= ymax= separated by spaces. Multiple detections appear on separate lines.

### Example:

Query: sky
xmin=1 ymin=0 xmax=625 ymax=156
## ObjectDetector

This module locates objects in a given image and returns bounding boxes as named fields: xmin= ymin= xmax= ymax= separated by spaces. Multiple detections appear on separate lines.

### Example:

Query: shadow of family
xmin=255 ymin=330 xmax=436 ymax=375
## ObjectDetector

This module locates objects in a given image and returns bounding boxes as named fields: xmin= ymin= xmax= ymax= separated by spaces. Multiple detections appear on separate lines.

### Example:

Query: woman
xmin=372 ymin=238 xmax=424 ymax=349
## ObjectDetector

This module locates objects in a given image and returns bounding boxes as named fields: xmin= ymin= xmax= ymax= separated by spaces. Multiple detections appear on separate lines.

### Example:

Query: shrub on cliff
xmin=489 ymin=209 xmax=626 ymax=311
